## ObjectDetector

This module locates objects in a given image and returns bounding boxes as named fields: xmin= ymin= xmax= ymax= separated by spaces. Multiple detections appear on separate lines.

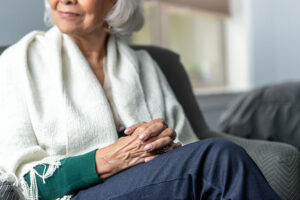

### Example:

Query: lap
xmin=71 ymin=138 xmax=246 ymax=200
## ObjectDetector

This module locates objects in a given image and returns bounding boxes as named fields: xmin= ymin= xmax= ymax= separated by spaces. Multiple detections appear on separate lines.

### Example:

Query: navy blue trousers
xmin=72 ymin=138 xmax=279 ymax=200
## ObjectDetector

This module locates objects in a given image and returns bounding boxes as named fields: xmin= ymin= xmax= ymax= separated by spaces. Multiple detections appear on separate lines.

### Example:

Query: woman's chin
xmin=55 ymin=23 xmax=83 ymax=35
xmin=56 ymin=24 xmax=106 ymax=37
xmin=59 ymin=27 xmax=82 ymax=36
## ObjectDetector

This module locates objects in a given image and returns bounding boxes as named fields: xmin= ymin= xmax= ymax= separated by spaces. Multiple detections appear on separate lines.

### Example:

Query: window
xmin=129 ymin=1 xmax=228 ymax=92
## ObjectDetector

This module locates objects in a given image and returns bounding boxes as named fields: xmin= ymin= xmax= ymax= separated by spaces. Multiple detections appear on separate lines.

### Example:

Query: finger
xmin=139 ymin=121 xmax=168 ymax=141
xmin=140 ymin=128 xmax=175 ymax=147
xmin=124 ymin=122 xmax=146 ymax=135
xmin=169 ymin=129 xmax=177 ymax=140
xmin=144 ymin=155 xmax=159 ymax=163
xmin=152 ymin=128 xmax=176 ymax=141
xmin=144 ymin=137 xmax=173 ymax=152
xmin=153 ymin=118 xmax=168 ymax=128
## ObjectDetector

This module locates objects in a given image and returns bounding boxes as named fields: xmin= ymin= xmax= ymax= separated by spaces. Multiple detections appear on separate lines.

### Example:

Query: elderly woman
xmin=0 ymin=0 xmax=279 ymax=199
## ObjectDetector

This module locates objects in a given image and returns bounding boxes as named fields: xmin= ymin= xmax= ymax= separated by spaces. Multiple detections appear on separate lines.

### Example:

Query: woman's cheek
xmin=79 ymin=0 xmax=98 ymax=12
xmin=49 ymin=0 xmax=57 ymax=9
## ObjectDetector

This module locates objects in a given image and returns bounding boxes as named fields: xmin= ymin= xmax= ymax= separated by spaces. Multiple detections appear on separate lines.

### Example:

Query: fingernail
xmin=144 ymin=144 xmax=152 ymax=151
xmin=139 ymin=134 xmax=146 ymax=140
xmin=124 ymin=128 xmax=130 ymax=134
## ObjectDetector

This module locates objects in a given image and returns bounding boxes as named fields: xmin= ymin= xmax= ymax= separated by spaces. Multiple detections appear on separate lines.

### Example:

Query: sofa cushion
xmin=219 ymin=82 xmax=300 ymax=150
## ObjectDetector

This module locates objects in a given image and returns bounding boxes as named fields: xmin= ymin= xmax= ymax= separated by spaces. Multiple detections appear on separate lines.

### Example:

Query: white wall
xmin=225 ymin=0 xmax=251 ymax=91
xmin=226 ymin=0 xmax=300 ymax=89
xmin=249 ymin=0 xmax=300 ymax=87
xmin=0 ymin=1 xmax=47 ymax=46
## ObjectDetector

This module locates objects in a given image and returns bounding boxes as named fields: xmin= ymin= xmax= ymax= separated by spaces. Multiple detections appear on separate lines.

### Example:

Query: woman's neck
xmin=69 ymin=31 xmax=109 ymax=67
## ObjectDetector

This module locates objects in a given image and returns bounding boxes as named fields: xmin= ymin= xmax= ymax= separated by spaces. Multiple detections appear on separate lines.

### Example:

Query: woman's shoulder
xmin=134 ymin=47 xmax=166 ymax=80
xmin=0 ymin=27 xmax=60 ymax=89
xmin=0 ymin=27 xmax=59 ymax=60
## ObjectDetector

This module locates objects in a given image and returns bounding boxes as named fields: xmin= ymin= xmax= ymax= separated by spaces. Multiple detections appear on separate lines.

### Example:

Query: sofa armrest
xmin=200 ymin=130 xmax=300 ymax=200
xmin=0 ymin=181 xmax=20 ymax=200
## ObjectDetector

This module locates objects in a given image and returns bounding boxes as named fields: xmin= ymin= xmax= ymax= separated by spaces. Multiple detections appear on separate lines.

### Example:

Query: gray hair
xmin=44 ymin=0 xmax=145 ymax=36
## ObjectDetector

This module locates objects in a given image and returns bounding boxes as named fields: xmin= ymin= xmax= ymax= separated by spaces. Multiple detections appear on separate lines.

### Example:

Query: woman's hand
xmin=95 ymin=133 xmax=159 ymax=179
xmin=95 ymin=118 xmax=181 ymax=179
xmin=124 ymin=118 xmax=182 ymax=155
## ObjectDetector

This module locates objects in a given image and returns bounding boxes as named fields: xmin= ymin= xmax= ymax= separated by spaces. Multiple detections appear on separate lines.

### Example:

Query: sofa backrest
xmin=0 ymin=46 xmax=7 ymax=55
xmin=131 ymin=46 xmax=209 ymax=137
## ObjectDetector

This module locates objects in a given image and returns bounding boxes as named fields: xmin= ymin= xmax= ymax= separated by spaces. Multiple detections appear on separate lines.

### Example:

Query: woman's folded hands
xmin=95 ymin=118 xmax=181 ymax=179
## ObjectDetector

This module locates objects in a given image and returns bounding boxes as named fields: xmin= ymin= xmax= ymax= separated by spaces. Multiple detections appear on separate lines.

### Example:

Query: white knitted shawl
xmin=0 ymin=27 xmax=198 ymax=199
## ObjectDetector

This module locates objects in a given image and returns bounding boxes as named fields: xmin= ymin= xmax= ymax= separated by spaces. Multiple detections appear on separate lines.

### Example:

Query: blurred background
xmin=1 ymin=0 xmax=300 ymax=130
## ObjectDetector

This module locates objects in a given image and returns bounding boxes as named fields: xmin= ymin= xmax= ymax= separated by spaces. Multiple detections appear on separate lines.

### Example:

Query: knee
xmin=195 ymin=138 xmax=248 ymax=158
xmin=180 ymin=138 xmax=250 ymax=164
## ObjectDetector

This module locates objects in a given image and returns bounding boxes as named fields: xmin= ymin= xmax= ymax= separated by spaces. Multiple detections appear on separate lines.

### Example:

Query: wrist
xmin=95 ymin=148 xmax=118 ymax=179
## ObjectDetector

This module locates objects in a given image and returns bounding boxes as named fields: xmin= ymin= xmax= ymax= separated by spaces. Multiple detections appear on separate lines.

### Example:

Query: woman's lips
xmin=58 ymin=11 xmax=80 ymax=19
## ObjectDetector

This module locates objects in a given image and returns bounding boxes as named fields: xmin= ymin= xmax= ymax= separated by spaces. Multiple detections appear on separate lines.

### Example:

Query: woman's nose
xmin=60 ymin=0 xmax=77 ymax=5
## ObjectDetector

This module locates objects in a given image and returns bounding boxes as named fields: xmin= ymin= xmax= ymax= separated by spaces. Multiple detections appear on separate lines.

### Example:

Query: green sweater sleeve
xmin=24 ymin=149 xmax=103 ymax=200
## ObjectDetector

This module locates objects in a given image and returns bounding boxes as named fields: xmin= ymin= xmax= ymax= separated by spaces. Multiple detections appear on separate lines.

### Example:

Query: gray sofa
xmin=219 ymin=82 xmax=300 ymax=151
xmin=1 ymin=45 xmax=300 ymax=199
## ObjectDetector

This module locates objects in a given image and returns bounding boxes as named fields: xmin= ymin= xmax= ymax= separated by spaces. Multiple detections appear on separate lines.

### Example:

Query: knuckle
xmin=166 ymin=128 xmax=174 ymax=135
xmin=135 ymin=122 xmax=146 ymax=129
xmin=158 ymin=118 xmax=167 ymax=125
xmin=153 ymin=118 xmax=168 ymax=129
xmin=157 ymin=122 xmax=165 ymax=130
xmin=136 ymin=126 xmax=147 ymax=132
xmin=156 ymin=118 xmax=164 ymax=123
xmin=162 ymin=121 xmax=168 ymax=128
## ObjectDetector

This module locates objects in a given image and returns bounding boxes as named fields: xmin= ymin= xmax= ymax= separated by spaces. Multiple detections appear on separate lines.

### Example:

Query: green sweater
xmin=24 ymin=149 xmax=102 ymax=200
xmin=24 ymin=130 xmax=126 ymax=199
